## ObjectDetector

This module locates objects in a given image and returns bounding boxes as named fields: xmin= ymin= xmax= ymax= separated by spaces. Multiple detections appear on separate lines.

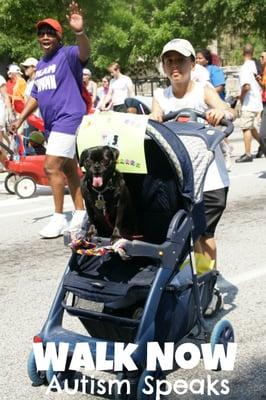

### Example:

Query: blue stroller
xmin=27 ymin=108 xmax=235 ymax=398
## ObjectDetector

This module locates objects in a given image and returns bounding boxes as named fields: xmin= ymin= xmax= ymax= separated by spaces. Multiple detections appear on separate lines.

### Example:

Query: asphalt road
xmin=0 ymin=122 xmax=265 ymax=400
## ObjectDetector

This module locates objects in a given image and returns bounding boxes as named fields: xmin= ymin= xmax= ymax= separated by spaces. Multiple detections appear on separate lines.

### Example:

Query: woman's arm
xmin=149 ymin=98 xmax=164 ymax=122
xmin=67 ymin=1 xmax=90 ymax=63
xmin=10 ymin=97 xmax=38 ymax=132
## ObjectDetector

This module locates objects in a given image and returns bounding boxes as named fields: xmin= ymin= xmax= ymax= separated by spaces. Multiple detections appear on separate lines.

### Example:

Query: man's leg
xmin=236 ymin=111 xmax=254 ymax=162
xmin=243 ymin=129 xmax=252 ymax=155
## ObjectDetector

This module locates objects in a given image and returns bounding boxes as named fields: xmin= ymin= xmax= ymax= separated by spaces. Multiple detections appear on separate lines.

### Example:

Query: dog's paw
xmin=112 ymin=238 xmax=130 ymax=260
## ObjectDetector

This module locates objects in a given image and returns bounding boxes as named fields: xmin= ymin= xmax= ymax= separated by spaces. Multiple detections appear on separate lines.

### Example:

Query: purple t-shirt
xmin=31 ymin=45 xmax=86 ymax=136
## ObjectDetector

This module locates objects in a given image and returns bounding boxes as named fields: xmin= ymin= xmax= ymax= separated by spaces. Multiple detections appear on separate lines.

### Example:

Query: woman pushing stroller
xmin=150 ymin=38 xmax=237 ymax=315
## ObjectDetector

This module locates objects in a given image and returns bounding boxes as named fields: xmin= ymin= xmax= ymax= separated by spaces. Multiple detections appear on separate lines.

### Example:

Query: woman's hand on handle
xmin=205 ymin=109 xmax=226 ymax=126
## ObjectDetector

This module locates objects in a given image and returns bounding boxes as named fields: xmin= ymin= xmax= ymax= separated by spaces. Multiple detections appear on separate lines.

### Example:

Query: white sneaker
xmin=68 ymin=210 xmax=87 ymax=232
xmin=39 ymin=213 xmax=69 ymax=238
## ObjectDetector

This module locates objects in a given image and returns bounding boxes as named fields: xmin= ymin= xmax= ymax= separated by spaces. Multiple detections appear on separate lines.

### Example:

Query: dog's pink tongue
xmin=93 ymin=177 xmax=103 ymax=187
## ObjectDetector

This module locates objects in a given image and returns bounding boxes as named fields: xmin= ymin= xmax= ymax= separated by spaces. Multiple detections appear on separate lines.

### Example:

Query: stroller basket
xmin=62 ymin=297 xmax=140 ymax=343
xmin=63 ymin=254 xmax=158 ymax=342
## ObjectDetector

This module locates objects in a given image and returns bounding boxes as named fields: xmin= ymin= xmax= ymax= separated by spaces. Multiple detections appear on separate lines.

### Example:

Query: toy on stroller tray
xmin=27 ymin=108 xmax=235 ymax=399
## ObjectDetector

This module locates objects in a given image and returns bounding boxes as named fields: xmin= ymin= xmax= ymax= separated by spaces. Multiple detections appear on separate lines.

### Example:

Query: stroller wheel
xmin=27 ymin=350 xmax=47 ymax=386
xmin=15 ymin=176 xmax=37 ymax=199
xmin=4 ymin=173 xmax=18 ymax=194
xmin=46 ymin=359 xmax=75 ymax=388
xmin=210 ymin=319 xmax=235 ymax=370
xmin=137 ymin=369 xmax=166 ymax=400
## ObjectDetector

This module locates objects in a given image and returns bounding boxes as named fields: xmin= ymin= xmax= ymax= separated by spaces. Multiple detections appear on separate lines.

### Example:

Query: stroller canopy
xmin=76 ymin=112 xmax=225 ymax=208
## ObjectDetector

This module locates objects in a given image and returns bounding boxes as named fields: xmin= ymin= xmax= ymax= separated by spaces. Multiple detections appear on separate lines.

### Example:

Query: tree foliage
xmin=0 ymin=0 xmax=264 ymax=74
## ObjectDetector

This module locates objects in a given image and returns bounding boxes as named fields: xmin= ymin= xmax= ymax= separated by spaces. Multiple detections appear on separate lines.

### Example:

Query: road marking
xmin=0 ymin=195 xmax=51 ymax=207
xmin=0 ymin=203 xmax=74 ymax=219
xmin=0 ymin=193 xmax=71 ymax=208
xmin=219 ymin=267 xmax=266 ymax=288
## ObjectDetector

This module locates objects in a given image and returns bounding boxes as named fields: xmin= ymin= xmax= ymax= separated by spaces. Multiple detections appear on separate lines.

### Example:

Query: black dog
xmin=80 ymin=146 xmax=137 ymax=243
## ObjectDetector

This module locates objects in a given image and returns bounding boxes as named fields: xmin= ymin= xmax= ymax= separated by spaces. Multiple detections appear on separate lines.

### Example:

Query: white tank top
xmin=154 ymin=81 xmax=207 ymax=114
xmin=154 ymin=82 xmax=229 ymax=191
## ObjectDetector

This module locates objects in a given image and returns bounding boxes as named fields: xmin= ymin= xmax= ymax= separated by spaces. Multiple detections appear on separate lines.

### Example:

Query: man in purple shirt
xmin=12 ymin=1 xmax=89 ymax=238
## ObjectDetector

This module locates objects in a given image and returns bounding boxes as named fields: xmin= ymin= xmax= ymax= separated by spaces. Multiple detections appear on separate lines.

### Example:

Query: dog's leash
xmin=71 ymin=236 xmax=143 ymax=258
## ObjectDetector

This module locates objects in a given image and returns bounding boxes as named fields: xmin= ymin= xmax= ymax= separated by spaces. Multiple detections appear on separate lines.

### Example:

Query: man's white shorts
xmin=46 ymin=131 xmax=77 ymax=159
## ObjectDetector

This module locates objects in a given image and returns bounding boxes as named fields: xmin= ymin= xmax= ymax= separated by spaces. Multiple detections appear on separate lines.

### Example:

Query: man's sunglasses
xmin=37 ymin=27 xmax=57 ymax=38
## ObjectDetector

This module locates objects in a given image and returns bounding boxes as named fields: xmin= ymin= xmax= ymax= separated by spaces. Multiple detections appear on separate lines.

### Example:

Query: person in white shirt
xmin=104 ymin=62 xmax=134 ymax=112
xmin=236 ymin=44 xmax=263 ymax=163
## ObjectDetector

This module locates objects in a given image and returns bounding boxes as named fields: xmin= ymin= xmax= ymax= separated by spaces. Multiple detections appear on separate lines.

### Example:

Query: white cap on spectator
xmin=20 ymin=57 xmax=38 ymax=67
xmin=7 ymin=64 xmax=23 ymax=75
xmin=83 ymin=68 xmax=91 ymax=76
xmin=161 ymin=38 xmax=196 ymax=59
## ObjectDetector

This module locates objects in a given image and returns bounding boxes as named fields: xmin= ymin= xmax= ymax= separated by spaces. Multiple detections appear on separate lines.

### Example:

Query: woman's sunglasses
xmin=37 ymin=27 xmax=57 ymax=38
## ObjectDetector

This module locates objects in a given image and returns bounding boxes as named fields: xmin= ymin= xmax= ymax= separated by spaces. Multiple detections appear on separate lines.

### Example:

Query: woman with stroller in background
xmin=150 ymin=38 xmax=236 ymax=315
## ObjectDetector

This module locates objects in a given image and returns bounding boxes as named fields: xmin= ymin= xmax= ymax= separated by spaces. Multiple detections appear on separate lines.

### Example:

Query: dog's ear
xmin=110 ymin=147 xmax=120 ymax=161
xmin=79 ymin=149 xmax=90 ymax=168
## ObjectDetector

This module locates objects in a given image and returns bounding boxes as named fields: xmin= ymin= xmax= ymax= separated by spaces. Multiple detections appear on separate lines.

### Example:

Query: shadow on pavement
xmin=217 ymin=274 xmax=238 ymax=318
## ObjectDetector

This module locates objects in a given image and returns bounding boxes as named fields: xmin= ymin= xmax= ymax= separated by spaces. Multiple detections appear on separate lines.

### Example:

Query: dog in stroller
xmin=27 ymin=109 xmax=235 ymax=399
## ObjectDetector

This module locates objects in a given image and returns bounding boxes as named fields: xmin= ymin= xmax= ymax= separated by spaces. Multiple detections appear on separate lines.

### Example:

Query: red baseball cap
xmin=36 ymin=18 xmax=63 ymax=38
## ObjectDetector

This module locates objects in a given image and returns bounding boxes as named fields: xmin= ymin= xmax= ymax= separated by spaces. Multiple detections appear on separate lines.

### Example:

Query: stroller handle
xmin=162 ymin=108 xmax=234 ymax=137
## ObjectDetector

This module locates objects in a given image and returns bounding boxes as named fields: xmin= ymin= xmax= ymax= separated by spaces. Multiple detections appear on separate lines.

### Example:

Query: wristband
xmin=75 ymin=30 xmax=84 ymax=36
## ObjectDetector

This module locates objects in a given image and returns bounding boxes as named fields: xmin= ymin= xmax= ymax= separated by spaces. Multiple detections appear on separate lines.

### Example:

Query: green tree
xmin=0 ymin=0 xmax=264 ymax=72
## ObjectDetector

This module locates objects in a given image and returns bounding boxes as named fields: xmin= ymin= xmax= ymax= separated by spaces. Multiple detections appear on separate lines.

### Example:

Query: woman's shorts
xmin=192 ymin=200 xmax=207 ymax=241
xmin=46 ymin=131 xmax=76 ymax=159
xmin=202 ymin=187 xmax=229 ymax=237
